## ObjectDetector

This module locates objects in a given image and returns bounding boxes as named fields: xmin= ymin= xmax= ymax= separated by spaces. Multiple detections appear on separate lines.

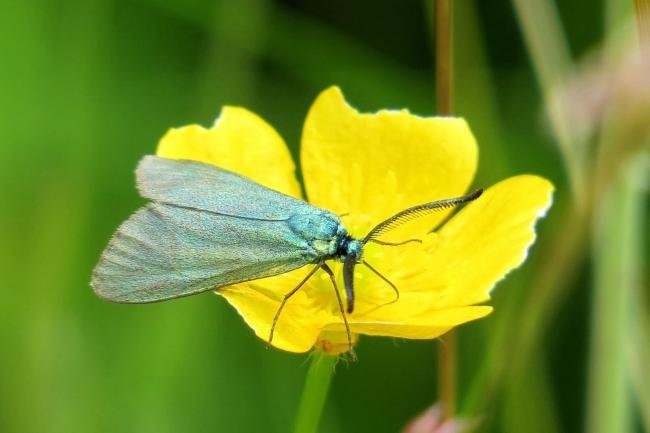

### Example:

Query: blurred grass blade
xmin=510 ymin=0 xmax=571 ymax=89
xmin=510 ymin=0 xmax=585 ymax=197
xmin=586 ymin=1 xmax=643 ymax=431
xmin=637 ymin=0 xmax=650 ymax=43
xmin=196 ymin=0 xmax=271 ymax=112
xmin=623 ymin=157 xmax=650 ymax=432
xmin=586 ymin=158 xmax=642 ymax=433
xmin=497 ymin=3 xmax=587 ymax=433
xmin=150 ymin=0 xmax=432 ymax=109
xmin=627 ymin=1 xmax=649 ymax=418
xmin=502 ymin=352 xmax=560 ymax=433
xmin=452 ymin=0 xmax=511 ymax=183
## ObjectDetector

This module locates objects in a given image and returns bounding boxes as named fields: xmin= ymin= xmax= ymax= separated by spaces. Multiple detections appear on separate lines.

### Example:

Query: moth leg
xmin=269 ymin=263 xmax=322 ymax=346
xmin=362 ymin=260 xmax=400 ymax=305
xmin=321 ymin=262 xmax=356 ymax=360
xmin=367 ymin=238 xmax=421 ymax=247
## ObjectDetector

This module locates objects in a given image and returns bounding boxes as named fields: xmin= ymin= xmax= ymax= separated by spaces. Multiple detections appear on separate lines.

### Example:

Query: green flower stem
xmin=293 ymin=351 xmax=338 ymax=433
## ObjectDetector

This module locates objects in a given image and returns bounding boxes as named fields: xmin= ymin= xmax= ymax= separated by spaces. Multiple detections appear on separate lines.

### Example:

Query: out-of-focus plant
xmin=402 ymin=404 xmax=477 ymax=433
xmin=470 ymin=1 xmax=650 ymax=432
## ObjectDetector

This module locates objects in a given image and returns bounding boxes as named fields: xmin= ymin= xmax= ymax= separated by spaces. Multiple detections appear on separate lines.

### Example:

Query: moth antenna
xmin=367 ymin=238 xmax=422 ymax=246
xmin=363 ymin=189 xmax=483 ymax=243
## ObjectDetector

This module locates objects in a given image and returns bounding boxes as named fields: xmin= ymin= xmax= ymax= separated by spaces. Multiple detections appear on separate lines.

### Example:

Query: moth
xmin=92 ymin=156 xmax=482 ymax=349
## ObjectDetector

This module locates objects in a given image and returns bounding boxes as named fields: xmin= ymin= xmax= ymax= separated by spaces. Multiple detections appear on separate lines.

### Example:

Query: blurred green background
xmin=1 ymin=0 xmax=648 ymax=432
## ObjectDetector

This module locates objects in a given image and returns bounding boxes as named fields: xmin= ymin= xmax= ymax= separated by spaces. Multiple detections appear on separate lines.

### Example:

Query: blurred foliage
xmin=0 ymin=1 xmax=647 ymax=433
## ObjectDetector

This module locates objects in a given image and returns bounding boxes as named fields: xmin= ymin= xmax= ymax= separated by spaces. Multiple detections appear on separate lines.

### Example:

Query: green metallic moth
xmin=92 ymin=156 xmax=482 ymax=348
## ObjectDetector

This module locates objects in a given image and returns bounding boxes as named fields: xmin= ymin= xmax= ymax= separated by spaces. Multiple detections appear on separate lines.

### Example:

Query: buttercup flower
xmin=156 ymin=86 xmax=553 ymax=354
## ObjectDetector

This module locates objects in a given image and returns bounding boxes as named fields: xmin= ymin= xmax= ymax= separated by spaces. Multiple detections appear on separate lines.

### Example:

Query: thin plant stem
xmin=293 ymin=351 xmax=338 ymax=433
xmin=438 ymin=333 xmax=457 ymax=419
xmin=435 ymin=0 xmax=456 ymax=420
xmin=436 ymin=0 xmax=453 ymax=114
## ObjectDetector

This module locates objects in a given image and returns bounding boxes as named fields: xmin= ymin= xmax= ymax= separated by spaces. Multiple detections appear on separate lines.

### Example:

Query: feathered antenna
xmin=363 ymin=189 xmax=483 ymax=244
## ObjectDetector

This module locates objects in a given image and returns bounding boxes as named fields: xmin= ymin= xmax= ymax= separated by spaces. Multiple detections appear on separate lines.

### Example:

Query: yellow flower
xmin=156 ymin=86 xmax=554 ymax=354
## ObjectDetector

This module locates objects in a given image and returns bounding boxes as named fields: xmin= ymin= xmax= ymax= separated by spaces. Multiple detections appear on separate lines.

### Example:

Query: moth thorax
xmin=311 ymin=238 xmax=338 ymax=256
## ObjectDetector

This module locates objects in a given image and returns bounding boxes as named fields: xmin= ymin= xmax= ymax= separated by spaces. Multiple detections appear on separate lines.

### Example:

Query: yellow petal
xmin=151 ymin=89 xmax=552 ymax=350
xmin=301 ymin=86 xmax=478 ymax=237
xmin=341 ymin=306 xmax=493 ymax=339
xmin=220 ymin=174 xmax=552 ymax=347
xmin=314 ymin=330 xmax=359 ymax=355
xmin=360 ymin=175 xmax=554 ymax=312
xmin=414 ymin=174 xmax=554 ymax=307
xmin=157 ymin=106 xmax=302 ymax=197
xmin=156 ymin=107 xmax=324 ymax=352
xmin=312 ymin=174 xmax=552 ymax=340
xmin=218 ymin=268 xmax=341 ymax=353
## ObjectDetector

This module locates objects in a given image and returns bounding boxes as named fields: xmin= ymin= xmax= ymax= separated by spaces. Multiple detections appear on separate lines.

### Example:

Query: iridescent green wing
xmin=92 ymin=202 xmax=315 ymax=303
xmin=92 ymin=156 xmax=340 ymax=303
xmin=135 ymin=155 xmax=314 ymax=220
